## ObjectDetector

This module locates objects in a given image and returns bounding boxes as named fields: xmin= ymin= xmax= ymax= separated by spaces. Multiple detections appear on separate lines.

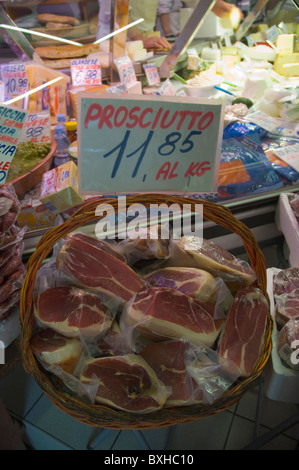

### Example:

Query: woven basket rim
xmin=20 ymin=194 xmax=273 ymax=429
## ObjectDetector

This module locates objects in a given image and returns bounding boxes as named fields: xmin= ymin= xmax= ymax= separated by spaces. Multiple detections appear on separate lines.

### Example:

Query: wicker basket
xmin=20 ymin=194 xmax=273 ymax=429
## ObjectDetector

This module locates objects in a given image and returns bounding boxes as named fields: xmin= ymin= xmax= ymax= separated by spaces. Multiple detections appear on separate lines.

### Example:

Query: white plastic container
xmin=275 ymin=193 xmax=299 ymax=267
xmin=264 ymin=268 xmax=299 ymax=403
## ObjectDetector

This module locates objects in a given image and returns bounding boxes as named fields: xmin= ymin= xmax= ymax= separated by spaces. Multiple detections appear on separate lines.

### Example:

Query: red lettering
xmin=114 ymin=106 xmax=128 ymax=127
xmin=151 ymin=107 xmax=163 ymax=130
xmin=156 ymin=162 xmax=171 ymax=180
xmin=160 ymin=110 xmax=178 ymax=129
xmin=98 ymin=105 xmax=115 ymax=129
xmin=139 ymin=108 xmax=153 ymax=129
xmin=84 ymin=103 xmax=102 ymax=128
xmin=0 ymin=161 xmax=10 ymax=171
xmin=184 ymin=161 xmax=211 ymax=178
xmin=169 ymin=161 xmax=179 ymax=179
xmin=197 ymin=112 xmax=214 ymax=131
xmin=126 ymin=106 xmax=141 ymax=129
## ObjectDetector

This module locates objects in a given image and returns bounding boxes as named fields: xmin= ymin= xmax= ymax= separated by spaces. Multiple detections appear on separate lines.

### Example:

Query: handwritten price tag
xmin=71 ymin=59 xmax=102 ymax=87
xmin=114 ymin=56 xmax=137 ymax=84
xmin=0 ymin=63 xmax=28 ymax=99
xmin=0 ymin=104 xmax=27 ymax=183
xmin=19 ymin=111 xmax=51 ymax=144
xmin=143 ymin=63 xmax=160 ymax=86
xmin=78 ymin=93 xmax=224 ymax=194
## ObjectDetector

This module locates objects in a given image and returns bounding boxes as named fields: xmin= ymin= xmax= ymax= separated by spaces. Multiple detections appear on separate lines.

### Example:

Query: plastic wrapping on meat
xmin=34 ymin=286 xmax=115 ymax=339
xmin=218 ymin=286 xmax=269 ymax=377
xmin=118 ymin=224 xmax=170 ymax=267
xmin=0 ymin=263 xmax=25 ymax=304
xmin=0 ymin=185 xmax=21 ymax=234
xmin=140 ymin=339 xmax=240 ymax=407
xmin=120 ymin=285 xmax=224 ymax=353
xmin=79 ymin=354 xmax=170 ymax=412
xmin=166 ymin=236 xmax=256 ymax=292
xmin=31 ymin=328 xmax=83 ymax=374
xmin=273 ymin=267 xmax=299 ymax=295
xmin=143 ymin=267 xmax=232 ymax=313
xmin=0 ymin=288 xmax=21 ymax=321
xmin=274 ymin=289 xmax=299 ymax=326
xmin=56 ymin=232 xmax=144 ymax=309
xmin=289 ymin=193 xmax=299 ymax=221
xmin=277 ymin=316 xmax=299 ymax=371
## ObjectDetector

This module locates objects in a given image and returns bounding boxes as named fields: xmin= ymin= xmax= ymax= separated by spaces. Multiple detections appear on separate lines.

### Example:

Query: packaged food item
xmin=39 ymin=160 xmax=84 ymax=214
xmin=66 ymin=121 xmax=77 ymax=143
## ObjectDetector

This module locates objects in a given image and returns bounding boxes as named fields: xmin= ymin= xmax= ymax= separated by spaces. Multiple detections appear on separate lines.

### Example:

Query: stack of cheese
xmin=274 ymin=32 xmax=299 ymax=77
xmin=125 ymin=41 xmax=149 ymax=62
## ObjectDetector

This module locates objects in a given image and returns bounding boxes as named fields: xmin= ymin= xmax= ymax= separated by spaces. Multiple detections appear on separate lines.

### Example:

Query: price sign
xmin=19 ymin=111 xmax=51 ymax=143
xmin=1 ymin=63 xmax=28 ymax=99
xmin=78 ymin=93 xmax=224 ymax=194
xmin=114 ymin=56 xmax=137 ymax=84
xmin=0 ymin=104 xmax=27 ymax=183
xmin=71 ymin=59 xmax=102 ymax=87
xmin=143 ymin=63 xmax=160 ymax=86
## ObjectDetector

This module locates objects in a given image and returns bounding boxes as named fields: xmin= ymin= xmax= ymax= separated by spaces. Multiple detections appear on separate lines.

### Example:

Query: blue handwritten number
xmin=180 ymin=131 xmax=202 ymax=153
xmin=103 ymin=130 xmax=130 ymax=178
xmin=126 ymin=130 xmax=153 ymax=177
xmin=158 ymin=132 xmax=181 ymax=156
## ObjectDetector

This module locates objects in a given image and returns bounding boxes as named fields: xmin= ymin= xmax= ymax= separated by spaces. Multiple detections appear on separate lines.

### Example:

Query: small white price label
xmin=71 ymin=59 xmax=102 ymax=87
xmin=159 ymin=79 xmax=176 ymax=96
xmin=1 ymin=62 xmax=28 ymax=98
xmin=273 ymin=142 xmax=299 ymax=172
xmin=143 ymin=63 xmax=160 ymax=86
xmin=114 ymin=56 xmax=137 ymax=84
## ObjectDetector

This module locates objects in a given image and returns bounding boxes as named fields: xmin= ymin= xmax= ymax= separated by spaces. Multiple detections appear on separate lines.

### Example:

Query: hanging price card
xmin=71 ymin=58 xmax=102 ymax=87
xmin=143 ymin=63 xmax=160 ymax=86
xmin=114 ymin=56 xmax=137 ymax=84
xmin=78 ymin=93 xmax=224 ymax=194
xmin=19 ymin=111 xmax=51 ymax=144
xmin=0 ymin=104 xmax=27 ymax=183
xmin=0 ymin=63 xmax=28 ymax=99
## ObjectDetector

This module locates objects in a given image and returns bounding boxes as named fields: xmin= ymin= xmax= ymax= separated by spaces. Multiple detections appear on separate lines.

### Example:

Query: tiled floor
xmin=1 ymin=243 xmax=298 ymax=450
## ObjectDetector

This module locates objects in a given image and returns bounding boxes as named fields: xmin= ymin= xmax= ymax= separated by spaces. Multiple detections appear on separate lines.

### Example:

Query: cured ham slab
xmin=69 ymin=232 xmax=127 ymax=263
xmin=140 ymin=340 xmax=201 ymax=406
xmin=79 ymin=354 xmax=168 ymax=412
xmin=273 ymin=267 xmax=299 ymax=295
xmin=31 ymin=328 xmax=82 ymax=374
xmin=168 ymin=236 xmax=256 ymax=291
xmin=56 ymin=234 xmax=144 ymax=307
xmin=143 ymin=267 xmax=218 ymax=303
xmin=121 ymin=285 xmax=223 ymax=348
xmin=34 ymin=286 xmax=114 ymax=338
xmin=218 ymin=286 xmax=269 ymax=377
xmin=277 ymin=316 xmax=299 ymax=370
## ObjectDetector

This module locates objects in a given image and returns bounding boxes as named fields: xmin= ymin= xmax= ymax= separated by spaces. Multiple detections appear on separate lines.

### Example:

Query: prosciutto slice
xmin=218 ymin=286 xmax=269 ymax=377
xmin=121 ymin=285 xmax=223 ymax=348
xmin=34 ymin=286 xmax=114 ymax=338
xmin=79 ymin=354 xmax=168 ymax=412
xmin=56 ymin=234 xmax=144 ymax=307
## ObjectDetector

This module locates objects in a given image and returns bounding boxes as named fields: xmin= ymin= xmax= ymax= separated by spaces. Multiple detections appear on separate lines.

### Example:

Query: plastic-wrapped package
xmin=31 ymin=328 xmax=83 ymax=374
xmin=274 ymin=289 xmax=299 ymax=326
xmin=0 ymin=186 xmax=21 ymax=234
xmin=277 ymin=316 xmax=299 ymax=371
xmin=223 ymin=120 xmax=267 ymax=140
xmin=218 ymin=134 xmax=283 ymax=198
xmin=218 ymin=286 xmax=269 ymax=377
xmin=79 ymin=354 xmax=170 ymax=412
xmin=166 ymin=236 xmax=256 ymax=292
xmin=273 ymin=267 xmax=299 ymax=296
xmin=261 ymin=136 xmax=299 ymax=184
xmin=143 ymin=266 xmax=223 ymax=304
xmin=34 ymin=286 xmax=115 ymax=339
xmin=120 ymin=285 xmax=224 ymax=352
xmin=289 ymin=193 xmax=299 ymax=221
xmin=140 ymin=339 xmax=240 ymax=407
xmin=118 ymin=224 xmax=170 ymax=267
